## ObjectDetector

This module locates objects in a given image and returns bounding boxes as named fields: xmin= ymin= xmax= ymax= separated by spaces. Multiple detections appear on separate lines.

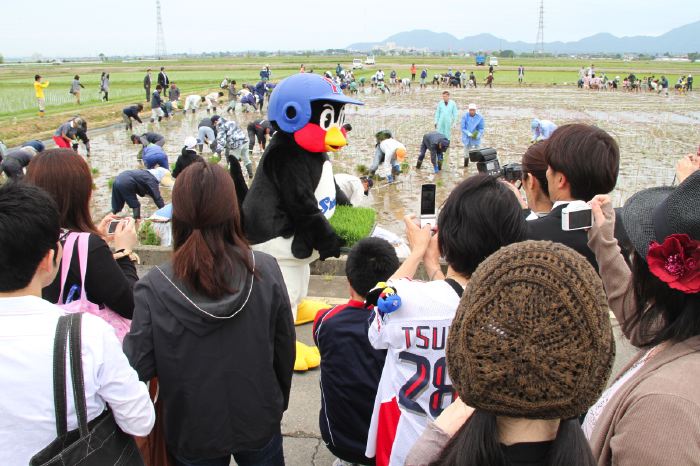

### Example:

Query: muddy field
xmin=85 ymin=86 xmax=700 ymax=236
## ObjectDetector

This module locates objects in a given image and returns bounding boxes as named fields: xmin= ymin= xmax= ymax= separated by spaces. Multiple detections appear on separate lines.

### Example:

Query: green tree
xmin=500 ymin=50 xmax=515 ymax=58
xmin=98 ymin=53 xmax=106 ymax=62
xmin=689 ymin=52 xmax=700 ymax=62
xmin=0 ymin=53 xmax=4 ymax=64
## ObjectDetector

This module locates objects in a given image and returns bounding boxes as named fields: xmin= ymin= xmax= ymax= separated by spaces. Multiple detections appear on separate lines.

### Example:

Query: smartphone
xmin=420 ymin=184 xmax=437 ymax=228
xmin=107 ymin=220 xmax=121 ymax=234
xmin=562 ymin=200 xmax=593 ymax=231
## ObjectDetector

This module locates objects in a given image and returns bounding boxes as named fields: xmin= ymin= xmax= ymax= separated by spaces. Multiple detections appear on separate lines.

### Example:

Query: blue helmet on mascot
xmin=268 ymin=73 xmax=363 ymax=134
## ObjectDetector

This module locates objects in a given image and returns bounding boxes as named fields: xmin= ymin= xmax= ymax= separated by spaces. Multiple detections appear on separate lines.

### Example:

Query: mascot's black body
xmin=241 ymin=73 xmax=363 ymax=371
xmin=243 ymin=131 xmax=343 ymax=261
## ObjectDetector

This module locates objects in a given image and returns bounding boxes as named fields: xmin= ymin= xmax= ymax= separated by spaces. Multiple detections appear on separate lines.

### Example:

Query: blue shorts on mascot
xmin=242 ymin=73 xmax=363 ymax=371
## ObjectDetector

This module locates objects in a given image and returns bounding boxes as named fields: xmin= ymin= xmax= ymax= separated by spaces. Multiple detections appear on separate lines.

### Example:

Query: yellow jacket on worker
xmin=34 ymin=81 xmax=49 ymax=98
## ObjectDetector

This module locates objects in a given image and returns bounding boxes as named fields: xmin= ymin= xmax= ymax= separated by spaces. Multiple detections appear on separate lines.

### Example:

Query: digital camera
xmin=468 ymin=148 xmax=500 ymax=176
xmin=501 ymin=163 xmax=523 ymax=182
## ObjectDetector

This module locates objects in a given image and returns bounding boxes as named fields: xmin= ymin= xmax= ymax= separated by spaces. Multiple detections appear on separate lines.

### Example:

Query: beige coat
xmin=587 ymin=205 xmax=700 ymax=466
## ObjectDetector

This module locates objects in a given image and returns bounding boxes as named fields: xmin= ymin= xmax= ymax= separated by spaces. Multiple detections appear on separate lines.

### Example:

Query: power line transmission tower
xmin=535 ymin=0 xmax=544 ymax=54
xmin=155 ymin=0 xmax=167 ymax=59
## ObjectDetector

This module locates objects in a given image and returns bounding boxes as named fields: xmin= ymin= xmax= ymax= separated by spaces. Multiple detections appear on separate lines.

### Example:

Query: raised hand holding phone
xmin=420 ymin=183 xmax=437 ymax=228
xmin=113 ymin=218 xmax=138 ymax=252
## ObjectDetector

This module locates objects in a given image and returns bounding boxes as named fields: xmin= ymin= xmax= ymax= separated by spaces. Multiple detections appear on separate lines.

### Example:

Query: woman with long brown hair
xmin=124 ymin=162 xmax=295 ymax=466
xmin=26 ymin=149 xmax=139 ymax=318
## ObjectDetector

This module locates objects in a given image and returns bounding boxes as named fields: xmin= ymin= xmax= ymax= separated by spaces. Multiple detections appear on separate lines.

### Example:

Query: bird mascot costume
xmin=242 ymin=73 xmax=363 ymax=371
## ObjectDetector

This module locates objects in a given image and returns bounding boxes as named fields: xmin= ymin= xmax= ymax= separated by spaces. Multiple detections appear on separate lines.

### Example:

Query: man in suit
xmin=143 ymin=69 xmax=152 ymax=102
xmin=157 ymin=66 xmax=169 ymax=98
xmin=527 ymin=124 xmax=620 ymax=269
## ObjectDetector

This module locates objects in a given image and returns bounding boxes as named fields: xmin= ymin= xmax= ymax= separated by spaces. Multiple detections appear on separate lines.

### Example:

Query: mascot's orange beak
xmin=325 ymin=126 xmax=347 ymax=152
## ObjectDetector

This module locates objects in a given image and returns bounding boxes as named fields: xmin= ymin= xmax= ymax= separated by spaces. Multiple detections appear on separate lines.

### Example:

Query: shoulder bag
xmin=30 ymin=313 xmax=145 ymax=465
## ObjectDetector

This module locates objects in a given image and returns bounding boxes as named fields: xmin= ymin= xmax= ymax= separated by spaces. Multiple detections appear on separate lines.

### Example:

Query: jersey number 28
xmin=398 ymin=351 xmax=456 ymax=417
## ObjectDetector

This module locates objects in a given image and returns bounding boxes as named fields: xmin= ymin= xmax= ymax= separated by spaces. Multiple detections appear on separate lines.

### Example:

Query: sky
xmin=0 ymin=0 xmax=697 ymax=57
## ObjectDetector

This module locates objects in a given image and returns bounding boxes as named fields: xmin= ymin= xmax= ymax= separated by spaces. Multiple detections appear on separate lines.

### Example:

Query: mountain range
xmin=347 ymin=20 xmax=700 ymax=54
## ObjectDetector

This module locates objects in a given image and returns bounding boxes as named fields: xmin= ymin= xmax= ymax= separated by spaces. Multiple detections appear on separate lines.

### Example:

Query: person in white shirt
xmin=0 ymin=182 xmax=155 ymax=466
xmin=205 ymin=91 xmax=224 ymax=114
xmin=370 ymin=130 xmax=407 ymax=182
xmin=184 ymin=94 xmax=204 ymax=114
xmin=335 ymin=173 xmax=373 ymax=207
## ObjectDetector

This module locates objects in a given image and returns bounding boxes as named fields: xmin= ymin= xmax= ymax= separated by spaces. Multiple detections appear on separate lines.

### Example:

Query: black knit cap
xmin=447 ymin=240 xmax=615 ymax=420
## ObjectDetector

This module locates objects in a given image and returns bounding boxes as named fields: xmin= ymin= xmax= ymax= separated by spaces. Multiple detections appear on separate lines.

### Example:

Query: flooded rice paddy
xmin=86 ymin=86 xmax=700 ymax=236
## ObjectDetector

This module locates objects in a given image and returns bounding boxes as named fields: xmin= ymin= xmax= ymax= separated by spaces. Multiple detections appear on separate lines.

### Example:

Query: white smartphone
xmin=420 ymin=184 xmax=437 ymax=228
xmin=562 ymin=200 xmax=593 ymax=231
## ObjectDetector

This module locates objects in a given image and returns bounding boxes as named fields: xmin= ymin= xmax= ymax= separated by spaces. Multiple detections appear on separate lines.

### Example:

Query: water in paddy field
xmin=84 ymin=86 xmax=700 ymax=237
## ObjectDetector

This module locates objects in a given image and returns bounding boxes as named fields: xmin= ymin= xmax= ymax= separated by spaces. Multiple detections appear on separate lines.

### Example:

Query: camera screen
xmin=421 ymin=185 xmax=436 ymax=215
xmin=567 ymin=209 xmax=592 ymax=229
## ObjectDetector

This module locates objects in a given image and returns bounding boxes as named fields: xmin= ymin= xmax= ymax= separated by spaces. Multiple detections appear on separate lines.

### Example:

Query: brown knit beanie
xmin=447 ymin=240 xmax=615 ymax=420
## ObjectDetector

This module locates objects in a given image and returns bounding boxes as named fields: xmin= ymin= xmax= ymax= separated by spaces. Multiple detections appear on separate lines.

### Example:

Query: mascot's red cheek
xmin=294 ymin=123 xmax=327 ymax=153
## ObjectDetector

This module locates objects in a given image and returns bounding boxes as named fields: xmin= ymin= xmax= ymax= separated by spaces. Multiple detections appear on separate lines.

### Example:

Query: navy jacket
xmin=114 ymin=170 xmax=165 ymax=209
xmin=151 ymin=90 xmax=163 ymax=108
xmin=123 ymin=105 xmax=143 ymax=123
xmin=313 ymin=300 xmax=386 ymax=464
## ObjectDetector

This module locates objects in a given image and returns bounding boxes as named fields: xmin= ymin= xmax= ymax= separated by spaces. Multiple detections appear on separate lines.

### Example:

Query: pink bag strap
xmin=57 ymin=232 xmax=78 ymax=304
xmin=76 ymin=233 xmax=90 ymax=302
xmin=56 ymin=232 xmax=91 ymax=304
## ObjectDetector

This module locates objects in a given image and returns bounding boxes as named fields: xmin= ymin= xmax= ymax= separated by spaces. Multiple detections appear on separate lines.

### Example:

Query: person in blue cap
xmin=242 ymin=73 xmax=363 ymax=372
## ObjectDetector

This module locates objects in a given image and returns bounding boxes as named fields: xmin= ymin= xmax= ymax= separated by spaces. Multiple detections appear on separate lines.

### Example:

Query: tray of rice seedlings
xmin=329 ymin=205 xmax=376 ymax=250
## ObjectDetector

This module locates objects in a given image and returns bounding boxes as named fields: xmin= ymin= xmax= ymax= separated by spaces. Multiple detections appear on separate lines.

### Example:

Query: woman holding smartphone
xmin=26 ymin=149 xmax=139 ymax=319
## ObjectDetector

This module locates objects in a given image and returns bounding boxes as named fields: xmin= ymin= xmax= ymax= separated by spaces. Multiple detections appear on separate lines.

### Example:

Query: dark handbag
xmin=30 ymin=313 xmax=145 ymax=466
xmin=135 ymin=378 xmax=174 ymax=466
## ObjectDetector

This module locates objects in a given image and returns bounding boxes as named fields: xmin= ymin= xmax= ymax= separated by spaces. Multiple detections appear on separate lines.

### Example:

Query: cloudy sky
xmin=0 ymin=0 xmax=696 ymax=57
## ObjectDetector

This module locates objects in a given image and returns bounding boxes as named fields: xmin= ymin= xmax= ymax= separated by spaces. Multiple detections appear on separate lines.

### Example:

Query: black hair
xmin=34 ymin=74 xmax=41 ymax=80
xmin=156 ymin=84 xmax=162 ymax=90
xmin=437 ymin=175 xmax=527 ymax=276
xmin=430 ymin=411 xmax=596 ymax=466
xmin=346 ymin=237 xmax=399 ymax=296
xmin=342 ymin=123 xmax=352 ymax=132
xmin=0 ymin=182 xmax=60 ymax=292
xmin=218 ymin=91 xmax=224 ymax=97
xmin=74 ymin=75 xmax=80 ymax=80
xmin=626 ymin=252 xmax=700 ymax=346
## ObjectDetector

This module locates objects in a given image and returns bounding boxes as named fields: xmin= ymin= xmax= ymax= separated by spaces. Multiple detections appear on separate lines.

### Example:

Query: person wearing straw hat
xmin=406 ymin=240 xmax=614 ymax=466
xmin=583 ymin=161 xmax=700 ymax=465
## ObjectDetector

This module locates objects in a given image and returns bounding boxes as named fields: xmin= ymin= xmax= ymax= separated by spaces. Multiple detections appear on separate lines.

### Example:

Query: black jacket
xmin=123 ymin=250 xmax=295 ymax=458
xmin=242 ymin=132 xmax=344 ymax=260
xmin=157 ymin=71 xmax=169 ymax=88
xmin=526 ymin=204 xmax=598 ymax=269
xmin=172 ymin=148 xmax=203 ymax=178
xmin=123 ymin=105 xmax=143 ymax=123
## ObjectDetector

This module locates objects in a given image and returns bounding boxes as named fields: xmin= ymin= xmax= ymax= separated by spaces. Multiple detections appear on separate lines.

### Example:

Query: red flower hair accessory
xmin=647 ymin=234 xmax=700 ymax=293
